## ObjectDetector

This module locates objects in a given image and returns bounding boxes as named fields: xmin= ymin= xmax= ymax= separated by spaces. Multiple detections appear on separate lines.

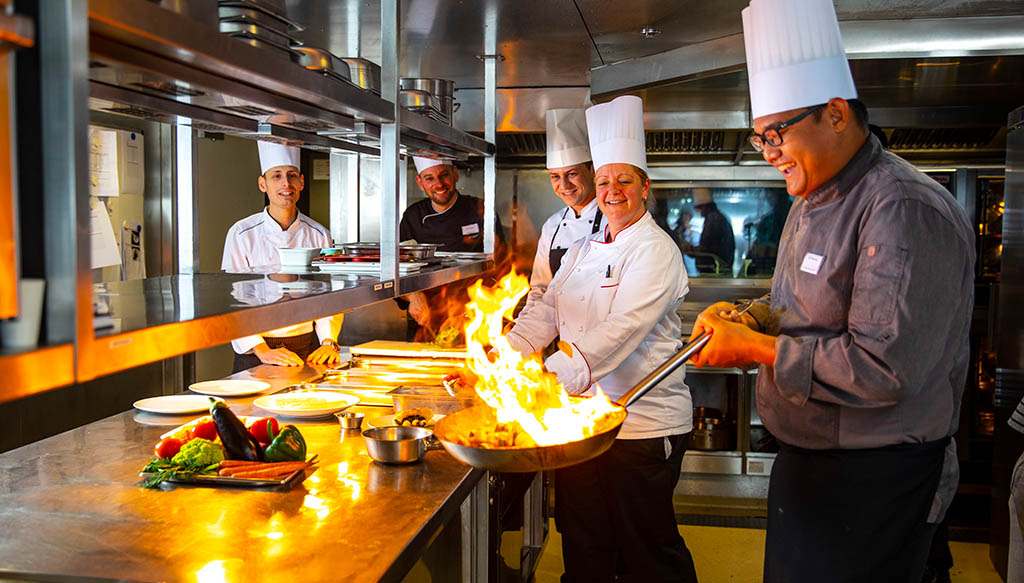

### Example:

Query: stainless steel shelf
xmin=0 ymin=345 xmax=75 ymax=405
xmin=86 ymin=0 xmax=495 ymax=161
xmin=397 ymin=260 xmax=494 ymax=296
xmin=399 ymin=110 xmax=496 ymax=158
xmin=79 ymin=273 xmax=395 ymax=380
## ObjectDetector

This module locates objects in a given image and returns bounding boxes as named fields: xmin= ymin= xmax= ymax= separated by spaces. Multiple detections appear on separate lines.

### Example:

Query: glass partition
xmin=651 ymin=186 xmax=793 ymax=279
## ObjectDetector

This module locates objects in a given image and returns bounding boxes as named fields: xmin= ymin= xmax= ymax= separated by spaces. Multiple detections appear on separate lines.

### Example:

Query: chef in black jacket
xmin=398 ymin=157 xmax=506 ymax=340
xmin=399 ymin=157 xmax=505 ymax=252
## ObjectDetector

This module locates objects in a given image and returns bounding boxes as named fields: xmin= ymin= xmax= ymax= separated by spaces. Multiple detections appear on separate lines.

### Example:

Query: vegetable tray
xmin=139 ymin=456 xmax=317 ymax=489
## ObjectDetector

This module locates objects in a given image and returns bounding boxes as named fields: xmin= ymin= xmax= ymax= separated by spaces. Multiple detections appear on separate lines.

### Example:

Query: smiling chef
xmin=688 ymin=0 xmax=975 ymax=581
xmin=222 ymin=142 xmax=343 ymax=372
xmin=521 ymin=108 xmax=605 ymax=313
xmin=506 ymin=96 xmax=698 ymax=583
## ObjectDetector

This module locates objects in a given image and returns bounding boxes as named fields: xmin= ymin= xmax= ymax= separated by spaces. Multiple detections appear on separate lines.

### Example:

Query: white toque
xmin=546 ymin=108 xmax=592 ymax=169
xmin=258 ymin=141 xmax=301 ymax=174
xmin=413 ymin=157 xmax=452 ymax=174
xmin=741 ymin=0 xmax=858 ymax=120
xmin=585 ymin=95 xmax=647 ymax=173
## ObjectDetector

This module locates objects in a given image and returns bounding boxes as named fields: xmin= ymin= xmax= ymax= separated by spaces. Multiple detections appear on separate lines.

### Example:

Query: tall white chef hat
xmin=741 ymin=0 xmax=857 ymax=120
xmin=258 ymin=141 xmax=301 ymax=174
xmin=585 ymin=95 xmax=647 ymax=173
xmin=546 ymin=108 xmax=591 ymax=169
xmin=413 ymin=156 xmax=452 ymax=175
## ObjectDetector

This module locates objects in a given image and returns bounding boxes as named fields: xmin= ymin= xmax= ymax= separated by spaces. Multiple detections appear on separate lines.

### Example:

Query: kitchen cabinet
xmin=2 ymin=0 xmax=498 ymax=401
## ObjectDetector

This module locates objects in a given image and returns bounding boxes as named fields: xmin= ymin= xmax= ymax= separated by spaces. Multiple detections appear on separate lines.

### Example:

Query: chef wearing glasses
xmin=689 ymin=1 xmax=974 ymax=581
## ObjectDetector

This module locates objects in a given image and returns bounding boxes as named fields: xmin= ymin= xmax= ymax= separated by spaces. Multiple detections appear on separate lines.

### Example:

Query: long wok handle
xmin=615 ymin=301 xmax=752 ymax=409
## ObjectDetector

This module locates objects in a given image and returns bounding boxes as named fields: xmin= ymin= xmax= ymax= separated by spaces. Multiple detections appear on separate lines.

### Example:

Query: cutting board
xmin=349 ymin=340 xmax=469 ymax=359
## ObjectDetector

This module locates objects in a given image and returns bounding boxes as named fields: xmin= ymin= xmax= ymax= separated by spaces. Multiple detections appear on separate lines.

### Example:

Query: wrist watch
xmin=321 ymin=338 xmax=340 ymax=351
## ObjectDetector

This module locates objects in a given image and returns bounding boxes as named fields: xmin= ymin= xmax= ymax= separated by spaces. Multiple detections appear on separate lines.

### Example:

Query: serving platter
xmin=252 ymin=391 xmax=359 ymax=417
xmin=133 ymin=395 xmax=223 ymax=414
xmin=188 ymin=379 xmax=271 ymax=397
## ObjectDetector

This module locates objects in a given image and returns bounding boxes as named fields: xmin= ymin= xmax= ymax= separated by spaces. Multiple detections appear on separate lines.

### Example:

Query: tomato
xmin=154 ymin=437 xmax=183 ymax=459
xmin=191 ymin=420 xmax=217 ymax=442
xmin=248 ymin=417 xmax=279 ymax=445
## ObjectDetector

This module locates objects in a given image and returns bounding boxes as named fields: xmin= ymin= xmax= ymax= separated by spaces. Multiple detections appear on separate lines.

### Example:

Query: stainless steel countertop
xmin=0 ymin=364 xmax=484 ymax=583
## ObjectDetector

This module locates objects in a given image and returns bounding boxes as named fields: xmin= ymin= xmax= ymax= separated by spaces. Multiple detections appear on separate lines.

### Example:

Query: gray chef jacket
xmin=750 ymin=134 xmax=974 ymax=521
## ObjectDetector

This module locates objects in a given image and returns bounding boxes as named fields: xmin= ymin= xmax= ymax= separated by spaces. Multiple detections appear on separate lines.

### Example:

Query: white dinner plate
xmin=365 ymin=412 xmax=444 ymax=429
xmin=188 ymin=379 xmax=272 ymax=397
xmin=252 ymin=391 xmax=359 ymax=418
xmin=133 ymin=395 xmax=223 ymax=415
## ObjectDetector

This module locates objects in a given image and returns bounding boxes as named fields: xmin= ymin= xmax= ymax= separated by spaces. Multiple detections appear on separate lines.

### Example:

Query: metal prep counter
xmin=0 ymin=364 xmax=492 ymax=583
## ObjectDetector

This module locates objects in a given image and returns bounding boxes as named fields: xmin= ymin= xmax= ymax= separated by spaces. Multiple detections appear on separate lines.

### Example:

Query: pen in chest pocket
xmin=605 ymin=265 xmax=612 ymax=278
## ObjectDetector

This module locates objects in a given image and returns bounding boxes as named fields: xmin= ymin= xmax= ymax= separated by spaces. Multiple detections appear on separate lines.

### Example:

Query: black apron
xmin=548 ymin=207 xmax=603 ymax=275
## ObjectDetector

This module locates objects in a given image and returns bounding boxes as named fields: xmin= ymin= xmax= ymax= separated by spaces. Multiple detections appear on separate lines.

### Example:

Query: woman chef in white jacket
xmin=505 ymin=96 xmax=698 ymax=583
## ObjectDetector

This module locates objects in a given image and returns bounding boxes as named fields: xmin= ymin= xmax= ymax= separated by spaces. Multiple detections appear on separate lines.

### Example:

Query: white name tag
xmin=462 ymin=223 xmax=480 ymax=236
xmin=800 ymin=252 xmax=825 ymax=275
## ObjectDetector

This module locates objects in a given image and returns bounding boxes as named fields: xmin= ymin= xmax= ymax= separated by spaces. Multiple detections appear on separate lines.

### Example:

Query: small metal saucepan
xmin=363 ymin=426 xmax=442 ymax=464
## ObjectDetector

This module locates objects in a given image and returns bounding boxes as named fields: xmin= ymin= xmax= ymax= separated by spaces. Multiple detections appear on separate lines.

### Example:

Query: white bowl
xmin=277 ymin=247 xmax=321 ymax=266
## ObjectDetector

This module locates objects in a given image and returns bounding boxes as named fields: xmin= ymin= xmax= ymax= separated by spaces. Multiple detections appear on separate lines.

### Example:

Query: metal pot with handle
xmin=432 ymin=302 xmax=750 ymax=472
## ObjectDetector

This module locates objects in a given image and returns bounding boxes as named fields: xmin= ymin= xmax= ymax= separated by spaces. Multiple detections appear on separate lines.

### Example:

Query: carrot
xmin=218 ymin=460 xmax=266 ymax=468
xmin=227 ymin=464 xmax=315 ymax=480
xmin=219 ymin=461 xmax=311 ymax=477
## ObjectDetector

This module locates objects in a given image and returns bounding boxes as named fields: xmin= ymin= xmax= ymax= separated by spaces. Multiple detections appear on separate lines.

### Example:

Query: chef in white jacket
xmin=222 ymin=142 xmax=343 ymax=373
xmin=505 ymin=96 xmax=697 ymax=583
xmin=522 ymin=108 xmax=605 ymax=313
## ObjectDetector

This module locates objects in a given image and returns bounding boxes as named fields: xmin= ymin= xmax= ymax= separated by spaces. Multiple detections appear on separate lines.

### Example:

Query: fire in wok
xmin=430 ymin=269 xmax=624 ymax=470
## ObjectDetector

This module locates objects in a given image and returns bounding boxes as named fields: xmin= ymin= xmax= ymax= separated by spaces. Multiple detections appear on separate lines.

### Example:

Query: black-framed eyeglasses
xmin=748 ymin=104 xmax=825 ymax=152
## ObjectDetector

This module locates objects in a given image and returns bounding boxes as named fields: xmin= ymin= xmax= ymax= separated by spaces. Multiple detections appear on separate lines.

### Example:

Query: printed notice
xmin=89 ymin=198 xmax=122 ymax=269
xmin=89 ymin=126 xmax=120 ymax=197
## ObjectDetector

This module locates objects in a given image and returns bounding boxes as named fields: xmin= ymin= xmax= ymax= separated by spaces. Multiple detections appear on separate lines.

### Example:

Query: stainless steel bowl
xmin=362 ymin=426 xmax=436 ymax=464
xmin=336 ymin=411 xmax=364 ymax=431
xmin=398 ymin=243 xmax=439 ymax=260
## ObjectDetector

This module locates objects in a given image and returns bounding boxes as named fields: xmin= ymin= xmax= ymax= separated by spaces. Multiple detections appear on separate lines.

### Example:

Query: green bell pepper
xmin=263 ymin=424 xmax=307 ymax=462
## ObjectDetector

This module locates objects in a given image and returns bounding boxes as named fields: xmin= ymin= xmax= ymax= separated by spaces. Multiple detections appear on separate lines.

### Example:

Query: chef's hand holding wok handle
xmin=689 ymin=301 xmax=776 ymax=369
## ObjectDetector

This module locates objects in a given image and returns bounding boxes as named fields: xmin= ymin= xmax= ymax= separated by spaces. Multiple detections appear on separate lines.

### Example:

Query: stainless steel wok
xmin=433 ymin=326 xmax=723 ymax=473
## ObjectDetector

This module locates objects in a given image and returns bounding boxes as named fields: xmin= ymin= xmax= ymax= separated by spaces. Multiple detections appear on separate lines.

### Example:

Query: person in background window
xmin=222 ymin=142 xmax=342 ymax=372
xmin=682 ymin=188 xmax=735 ymax=275
xmin=674 ymin=208 xmax=699 ymax=276
xmin=746 ymin=190 xmax=792 ymax=277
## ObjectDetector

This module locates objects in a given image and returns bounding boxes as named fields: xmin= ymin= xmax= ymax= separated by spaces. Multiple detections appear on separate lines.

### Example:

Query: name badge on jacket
xmin=462 ymin=223 xmax=480 ymax=236
xmin=800 ymin=252 xmax=825 ymax=275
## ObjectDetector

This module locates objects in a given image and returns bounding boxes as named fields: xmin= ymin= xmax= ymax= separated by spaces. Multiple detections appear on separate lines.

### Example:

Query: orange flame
xmin=463 ymin=269 xmax=619 ymax=447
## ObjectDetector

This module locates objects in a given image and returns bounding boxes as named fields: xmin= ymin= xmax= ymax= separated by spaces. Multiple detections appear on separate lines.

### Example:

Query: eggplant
xmin=209 ymin=398 xmax=265 ymax=461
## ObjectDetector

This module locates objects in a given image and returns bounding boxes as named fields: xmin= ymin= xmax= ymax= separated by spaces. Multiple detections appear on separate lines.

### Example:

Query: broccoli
xmin=141 ymin=438 xmax=225 ymax=489
xmin=171 ymin=438 xmax=225 ymax=467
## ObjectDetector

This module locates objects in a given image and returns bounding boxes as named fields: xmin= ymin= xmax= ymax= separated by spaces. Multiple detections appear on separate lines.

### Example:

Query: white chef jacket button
xmin=578 ymin=326 xmax=583 ymax=332
xmin=558 ymin=290 xmax=563 ymax=296
xmin=575 ymin=268 xmax=581 ymax=273
xmin=560 ymin=321 xmax=566 ymax=326
xmin=578 ymin=295 xmax=584 ymax=301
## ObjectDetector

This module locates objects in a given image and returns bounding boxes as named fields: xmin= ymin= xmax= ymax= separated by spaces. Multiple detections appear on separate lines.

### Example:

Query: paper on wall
xmin=89 ymin=126 xmax=120 ymax=197
xmin=117 ymin=131 xmax=145 ymax=195
xmin=89 ymin=197 xmax=121 ymax=269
